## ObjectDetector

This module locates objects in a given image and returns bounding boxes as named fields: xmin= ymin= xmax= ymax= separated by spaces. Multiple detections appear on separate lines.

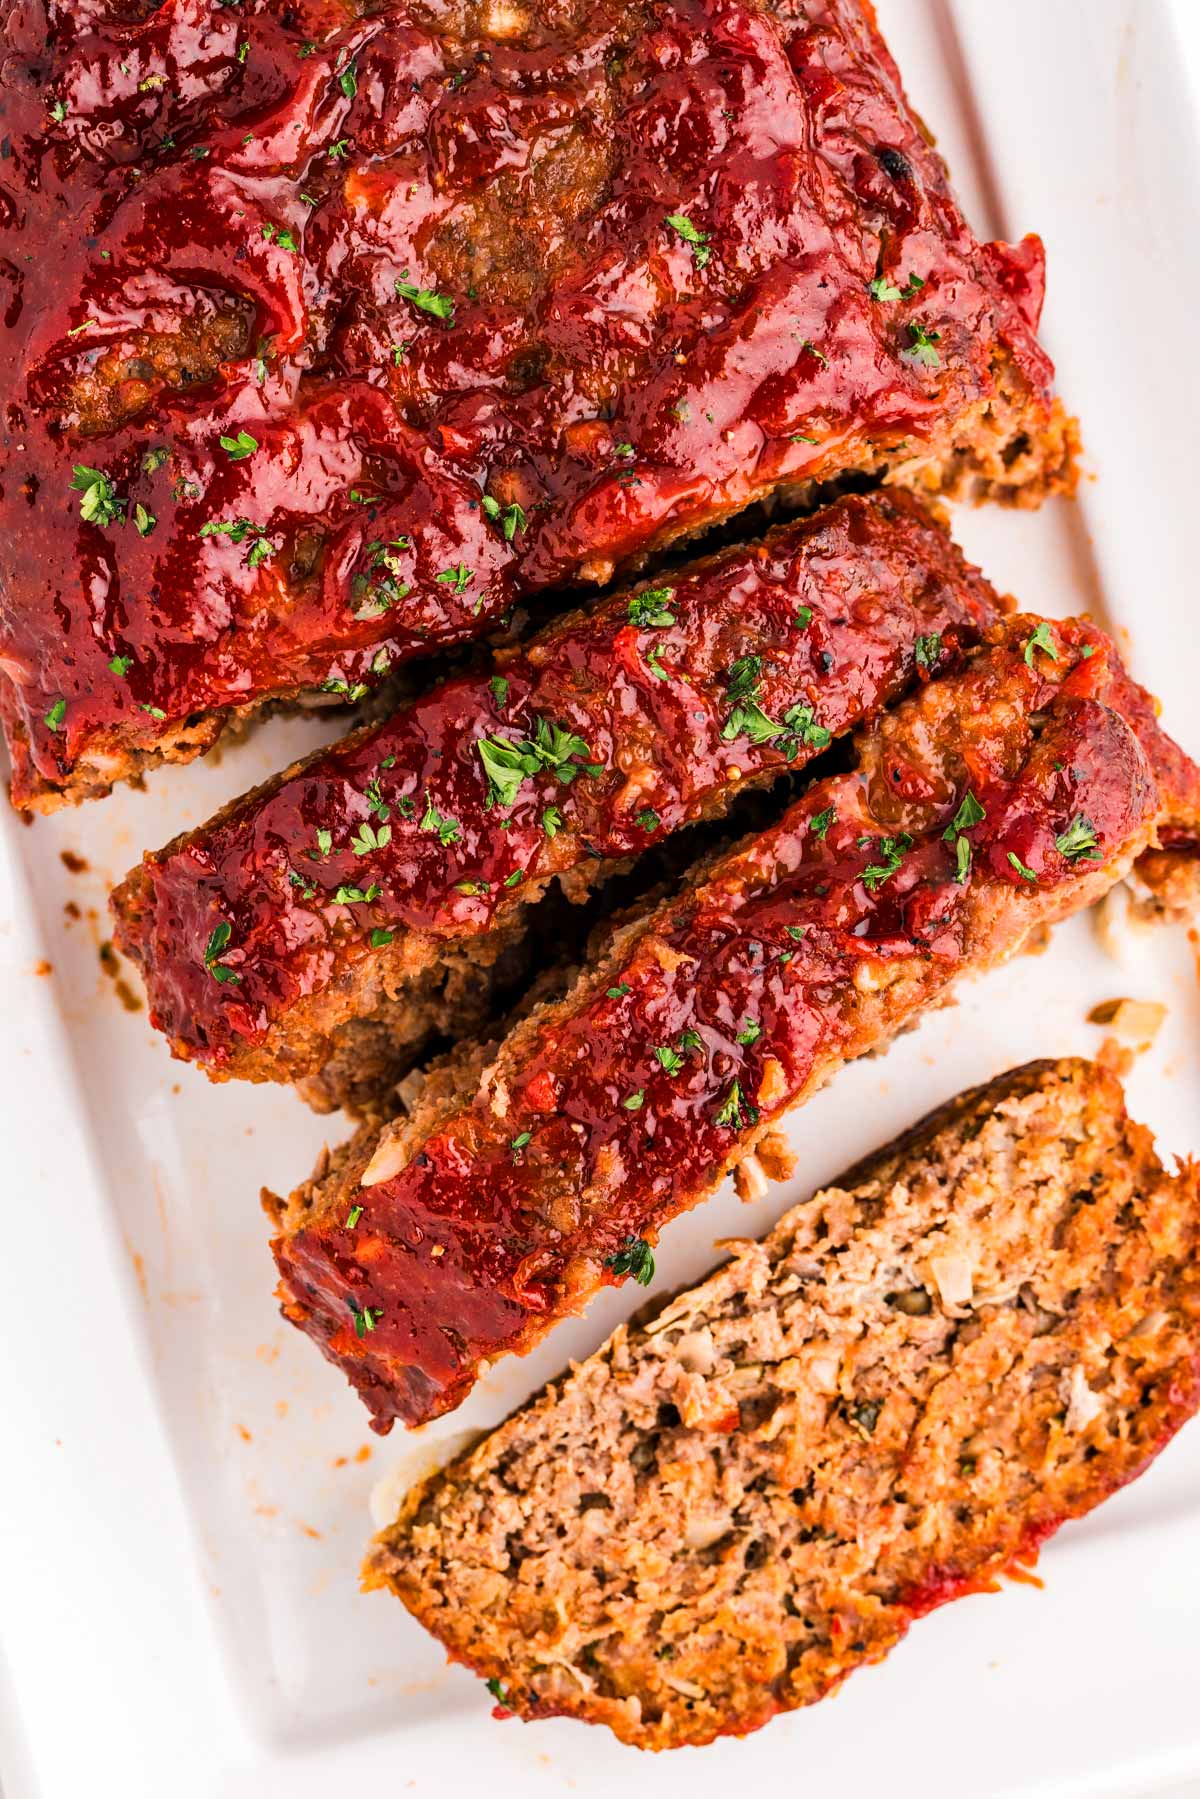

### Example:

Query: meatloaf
xmin=365 ymin=1058 xmax=1200 ymax=1750
xmin=268 ymin=614 xmax=1200 ymax=1431
xmin=112 ymin=492 xmax=1002 ymax=1112
xmin=1 ymin=0 xmax=1075 ymax=810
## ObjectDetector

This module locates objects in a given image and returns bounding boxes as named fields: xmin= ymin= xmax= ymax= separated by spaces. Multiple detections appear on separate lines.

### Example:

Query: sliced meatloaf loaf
xmin=365 ymin=1058 xmax=1200 ymax=1750
xmin=267 ymin=614 xmax=1200 ymax=1431
xmin=1 ymin=0 xmax=1075 ymax=809
xmin=112 ymin=492 xmax=1002 ymax=1112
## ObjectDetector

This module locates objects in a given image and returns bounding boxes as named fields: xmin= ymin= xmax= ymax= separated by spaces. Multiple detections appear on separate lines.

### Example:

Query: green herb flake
xmin=44 ymin=697 xmax=66 ymax=731
xmin=333 ymin=883 xmax=381 ymax=905
xmin=395 ymin=279 xmax=455 ymax=321
xmin=714 ymin=1080 xmax=757 ymax=1130
xmin=635 ymin=808 xmax=661 ymax=832
xmin=665 ymin=212 xmax=711 ymax=268
xmin=509 ymin=1131 xmax=532 ymax=1153
xmin=108 ymin=654 xmax=132 ymax=677
xmin=477 ymin=716 xmax=597 ymax=809
xmin=811 ymin=805 xmax=836 ymax=840
xmin=622 ymin=1089 xmax=645 ymax=1111
xmin=219 ymin=430 xmax=259 ymax=461
xmin=860 ymin=833 xmax=912 ymax=892
xmin=350 ymin=821 xmax=391 ymax=857
xmin=1007 ymin=851 xmax=1038 ymax=883
xmin=607 ymin=982 xmax=631 ymax=999
xmin=352 ymin=1303 xmax=382 ymax=1338
xmin=735 ymin=1019 xmax=762 ymax=1045
xmin=481 ymin=494 xmax=526 ymax=541
xmin=70 ymin=464 xmax=124 ymax=526
xmin=903 ymin=322 xmax=941 ymax=369
xmin=337 ymin=58 xmax=357 ymax=98
xmin=1023 ymin=621 xmax=1059 ymax=667
xmin=1055 ymin=814 xmax=1102 ymax=863
xmin=203 ymin=920 xmax=241 ymax=985
xmin=541 ymin=805 xmax=563 ymax=839
xmin=345 ymin=1205 xmax=363 ymax=1229
xmin=605 ymin=1235 xmax=655 ymax=1285
xmin=653 ymin=1044 xmax=685 ymax=1076
xmin=628 ymin=586 xmax=676 ymax=629
xmin=489 ymin=674 xmax=509 ymax=709
xmin=419 ymin=792 xmax=461 ymax=847
xmin=914 ymin=632 xmax=942 ymax=671
xmin=369 ymin=928 xmax=394 ymax=949
xmin=133 ymin=502 xmax=156 ymax=538
xmin=486 ymin=1677 xmax=512 ymax=1708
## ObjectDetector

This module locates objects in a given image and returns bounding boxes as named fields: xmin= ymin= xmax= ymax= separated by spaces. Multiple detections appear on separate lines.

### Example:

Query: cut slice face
xmin=2 ymin=0 xmax=1075 ymax=808
xmin=268 ymin=614 xmax=1200 ymax=1432
xmin=111 ymin=492 xmax=1002 ymax=1111
xmin=364 ymin=1058 xmax=1200 ymax=1750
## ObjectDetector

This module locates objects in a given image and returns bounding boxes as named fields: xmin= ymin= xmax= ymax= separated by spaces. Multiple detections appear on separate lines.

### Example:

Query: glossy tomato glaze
xmin=274 ymin=617 xmax=1196 ymax=1430
xmin=0 ymin=0 xmax=1060 ymax=804
xmin=113 ymin=492 xmax=1000 ymax=1074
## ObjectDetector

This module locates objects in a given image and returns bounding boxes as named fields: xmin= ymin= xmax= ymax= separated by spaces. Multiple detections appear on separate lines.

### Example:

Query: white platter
xmin=3 ymin=3 xmax=1200 ymax=1794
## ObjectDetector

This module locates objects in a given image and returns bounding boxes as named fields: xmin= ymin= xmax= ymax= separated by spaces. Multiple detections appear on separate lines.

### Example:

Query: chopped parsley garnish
xmin=635 ymin=808 xmax=661 ymax=832
xmin=219 ymin=431 xmax=259 ymax=461
xmin=49 ymin=98 xmax=67 ymax=123
xmin=869 ymin=271 xmax=925 ymax=302
xmin=665 ymin=212 xmax=711 ymax=268
xmin=133 ymin=502 xmax=156 ymax=538
xmin=503 ymin=869 xmax=522 ymax=887
xmin=316 ymin=829 xmax=333 ymax=857
xmin=199 ymin=517 xmax=275 ymax=567
xmin=203 ymin=921 xmax=241 ymax=985
xmin=623 ymin=1089 xmax=645 ymax=1110
xmin=860 ymin=833 xmax=912 ymax=891
xmin=795 ymin=606 xmax=813 ymax=628
xmin=261 ymin=223 xmax=299 ymax=254
xmin=333 ymin=883 xmax=381 ymax=904
xmin=714 ymin=1080 xmax=757 ymax=1130
xmin=289 ymin=869 xmax=317 ymax=899
xmin=142 ymin=447 xmax=169 ymax=475
xmin=419 ymin=792 xmax=461 ymax=846
xmin=510 ymin=1131 xmax=532 ymax=1153
xmin=914 ymin=632 xmax=942 ymax=671
xmin=735 ymin=1019 xmax=762 ymax=1045
xmin=369 ymin=928 xmax=394 ymax=948
xmin=364 ymin=777 xmax=390 ymax=822
xmin=605 ymin=1235 xmax=655 ymax=1285
xmin=455 ymin=879 xmax=489 ymax=897
xmin=811 ymin=805 xmax=836 ymax=839
xmin=607 ymin=982 xmax=631 ymax=999
xmin=628 ymin=586 xmax=676 ymax=629
xmin=435 ymin=562 xmax=473 ymax=595
xmin=903 ymin=322 xmax=941 ymax=368
xmin=942 ymin=789 xmax=985 ymax=883
xmin=109 ymin=654 xmax=132 ymax=677
xmin=653 ymin=1044 xmax=685 ymax=1076
xmin=777 ymin=702 xmax=831 ymax=759
xmin=1055 ymin=815 xmax=1102 ymax=862
xmin=345 ymin=1205 xmax=363 ymax=1229
xmin=489 ymin=674 xmax=509 ymax=709
xmin=481 ymin=495 xmax=526 ymax=541
xmin=351 ymin=1303 xmax=382 ymax=1338
xmin=70 ymin=464 xmax=124 ymax=526
xmin=541 ymin=805 xmax=563 ymax=838
xmin=486 ymin=1677 xmax=511 ymax=1707
xmin=337 ymin=58 xmax=357 ymax=98
xmin=1007 ymin=851 xmax=1038 ymax=883
xmin=395 ymin=279 xmax=455 ymax=321
xmin=140 ymin=703 xmax=166 ymax=720
xmin=476 ymin=716 xmax=598 ymax=808
xmin=44 ymin=697 xmax=66 ymax=731
xmin=351 ymin=821 xmax=391 ymax=856
xmin=645 ymin=642 xmax=669 ymax=681
xmin=1023 ymin=621 xmax=1059 ymax=666
xmin=352 ymin=538 xmax=411 ymax=617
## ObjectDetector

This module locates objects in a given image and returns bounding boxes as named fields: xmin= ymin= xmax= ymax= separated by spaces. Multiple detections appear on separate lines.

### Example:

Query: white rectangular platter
xmin=3 ymin=3 xmax=1200 ymax=1795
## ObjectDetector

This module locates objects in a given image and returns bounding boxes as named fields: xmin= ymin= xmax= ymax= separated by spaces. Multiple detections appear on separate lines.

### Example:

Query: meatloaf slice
xmin=112 ymin=492 xmax=1002 ymax=1112
xmin=1 ymin=0 xmax=1075 ymax=810
xmin=365 ymin=1058 xmax=1200 ymax=1750
xmin=268 ymin=614 xmax=1200 ymax=1431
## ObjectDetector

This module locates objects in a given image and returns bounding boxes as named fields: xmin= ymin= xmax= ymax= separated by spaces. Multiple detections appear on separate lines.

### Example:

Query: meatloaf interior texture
xmin=112 ymin=492 xmax=1003 ymax=1112
xmin=268 ymin=613 xmax=1200 ymax=1432
xmin=1 ymin=0 xmax=1075 ymax=811
xmin=365 ymin=1058 xmax=1200 ymax=1750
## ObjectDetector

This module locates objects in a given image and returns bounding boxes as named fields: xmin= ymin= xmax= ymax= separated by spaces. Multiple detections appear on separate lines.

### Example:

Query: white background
xmin=3 ymin=4 xmax=1200 ymax=1796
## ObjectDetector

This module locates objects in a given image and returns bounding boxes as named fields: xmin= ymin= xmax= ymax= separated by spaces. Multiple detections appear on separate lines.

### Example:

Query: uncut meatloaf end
xmin=112 ymin=491 xmax=1004 ymax=1112
xmin=268 ymin=614 xmax=1198 ymax=1432
xmin=364 ymin=1058 xmax=1200 ymax=1751
xmin=2 ymin=0 xmax=1076 ymax=812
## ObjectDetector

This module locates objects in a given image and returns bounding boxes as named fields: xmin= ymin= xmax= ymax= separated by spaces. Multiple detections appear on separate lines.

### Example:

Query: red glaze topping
xmin=273 ymin=617 xmax=1175 ymax=1431
xmin=0 ymin=0 xmax=1057 ymax=804
xmin=113 ymin=492 xmax=1000 ymax=1074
